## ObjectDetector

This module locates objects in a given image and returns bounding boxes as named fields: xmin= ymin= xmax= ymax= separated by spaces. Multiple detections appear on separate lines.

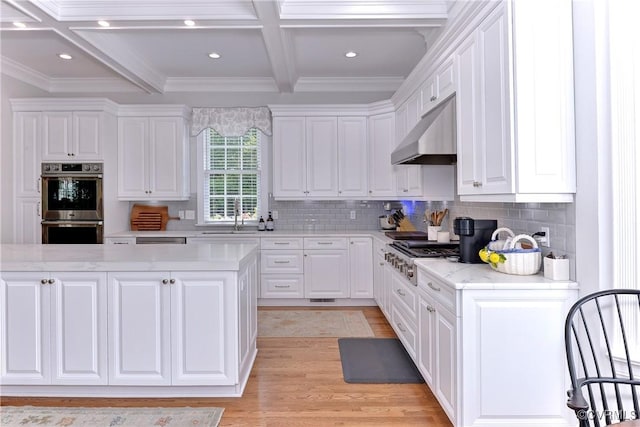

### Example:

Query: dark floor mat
xmin=338 ymin=337 xmax=425 ymax=384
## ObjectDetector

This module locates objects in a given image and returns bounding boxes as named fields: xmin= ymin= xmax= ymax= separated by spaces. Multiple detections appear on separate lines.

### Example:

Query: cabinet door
xmin=149 ymin=117 xmax=187 ymax=198
xmin=435 ymin=304 xmax=456 ymax=421
xmin=171 ymin=272 xmax=237 ymax=385
xmin=368 ymin=113 xmax=396 ymax=197
xmin=0 ymin=272 xmax=51 ymax=384
xmin=73 ymin=111 xmax=102 ymax=160
xmin=373 ymin=253 xmax=385 ymax=306
xmin=436 ymin=58 xmax=456 ymax=102
xmin=108 ymin=272 xmax=171 ymax=385
xmin=337 ymin=117 xmax=368 ymax=198
xmin=14 ymin=198 xmax=41 ymax=244
xmin=349 ymin=237 xmax=374 ymax=298
xmin=306 ymin=117 xmax=338 ymax=197
xmin=14 ymin=112 xmax=42 ymax=198
xmin=417 ymin=292 xmax=436 ymax=386
xmin=455 ymin=32 xmax=482 ymax=195
xmin=304 ymin=250 xmax=349 ymax=298
xmin=420 ymin=75 xmax=437 ymax=115
xmin=42 ymin=112 xmax=72 ymax=160
xmin=477 ymin=5 xmax=512 ymax=194
xmin=51 ymin=272 xmax=107 ymax=384
xmin=118 ymin=117 xmax=149 ymax=198
xmin=273 ymin=117 xmax=307 ymax=198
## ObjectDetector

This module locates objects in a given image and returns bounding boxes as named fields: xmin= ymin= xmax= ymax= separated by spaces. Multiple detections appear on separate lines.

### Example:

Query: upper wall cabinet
xmin=420 ymin=57 xmax=455 ymax=117
xmin=455 ymin=1 xmax=575 ymax=202
xmin=117 ymin=105 xmax=191 ymax=201
xmin=271 ymin=107 xmax=368 ymax=200
xmin=42 ymin=111 xmax=103 ymax=161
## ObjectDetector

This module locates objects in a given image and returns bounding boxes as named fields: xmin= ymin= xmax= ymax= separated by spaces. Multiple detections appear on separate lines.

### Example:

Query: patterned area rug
xmin=0 ymin=406 xmax=224 ymax=426
xmin=258 ymin=309 xmax=374 ymax=337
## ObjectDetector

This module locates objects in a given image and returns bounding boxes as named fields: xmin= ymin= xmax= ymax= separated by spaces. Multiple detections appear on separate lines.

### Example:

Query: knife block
xmin=396 ymin=218 xmax=417 ymax=232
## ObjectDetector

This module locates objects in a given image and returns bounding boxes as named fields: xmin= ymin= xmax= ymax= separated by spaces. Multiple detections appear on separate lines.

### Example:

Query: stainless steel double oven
xmin=41 ymin=162 xmax=104 ymax=244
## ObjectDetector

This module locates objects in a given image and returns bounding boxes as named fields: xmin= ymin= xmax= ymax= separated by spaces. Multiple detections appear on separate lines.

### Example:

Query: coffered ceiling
xmin=0 ymin=0 xmax=451 ymax=95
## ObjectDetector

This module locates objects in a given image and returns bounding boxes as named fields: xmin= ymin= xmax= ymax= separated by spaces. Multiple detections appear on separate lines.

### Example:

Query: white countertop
xmin=0 ymin=243 xmax=258 ymax=272
xmin=414 ymin=257 xmax=577 ymax=290
xmin=107 ymin=229 xmax=392 ymax=240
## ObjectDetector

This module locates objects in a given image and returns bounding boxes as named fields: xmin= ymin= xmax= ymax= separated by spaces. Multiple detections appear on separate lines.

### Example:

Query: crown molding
xmin=367 ymin=100 xmax=395 ymax=115
xmin=269 ymin=104 xmax=372 ymax=116
xmin=164 ymin=77 xmax=279 ymax=93
xmin=10 ymin=97 xmax=120 ymax=115
xmin=1 ymin=56 xmax=50 ymax=91
xmin=117 ymin=104 xmax=191 ymax=119
xmin=294 ymin=77 xmax=403 ymax=93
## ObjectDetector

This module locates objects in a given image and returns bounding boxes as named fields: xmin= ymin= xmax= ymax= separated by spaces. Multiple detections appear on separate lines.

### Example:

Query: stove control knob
xmin=406 ymin=266 xmax=414 ymax=278
xmin=93 ymin=164 xmax=100 ymax=171
xmin=43 ymin=164 xmax=50 ymax=171
xmin=83 ymin=164 xmax=90 ymax=171
xmin=52 ymin=164 xmax=59 ymax=171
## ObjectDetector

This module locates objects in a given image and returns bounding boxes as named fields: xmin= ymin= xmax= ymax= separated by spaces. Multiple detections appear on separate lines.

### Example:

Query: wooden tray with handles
xmin=130 ymin=204 xmax=179 ymax=231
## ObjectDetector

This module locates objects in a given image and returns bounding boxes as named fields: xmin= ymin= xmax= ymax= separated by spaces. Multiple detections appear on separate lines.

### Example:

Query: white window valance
xmin=190 ymin=106 xmax=272 ymax=137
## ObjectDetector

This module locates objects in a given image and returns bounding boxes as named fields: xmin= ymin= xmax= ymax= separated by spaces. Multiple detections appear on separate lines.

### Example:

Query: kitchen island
xmin=0 ymin=243 xmax=258 ymax=397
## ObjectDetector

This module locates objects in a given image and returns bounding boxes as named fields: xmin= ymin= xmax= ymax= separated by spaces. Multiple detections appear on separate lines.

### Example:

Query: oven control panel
xmin=42 ymin=163 xmax=103 ymax=175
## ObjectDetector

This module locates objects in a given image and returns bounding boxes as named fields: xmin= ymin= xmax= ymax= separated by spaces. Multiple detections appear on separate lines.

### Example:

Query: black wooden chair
xmin=565 ymin=289 xmax=640 ymax=426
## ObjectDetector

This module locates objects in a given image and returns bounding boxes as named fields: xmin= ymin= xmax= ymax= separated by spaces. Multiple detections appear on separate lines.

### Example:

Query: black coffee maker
xmin=453 ymin=217 xmax=498 ymax=263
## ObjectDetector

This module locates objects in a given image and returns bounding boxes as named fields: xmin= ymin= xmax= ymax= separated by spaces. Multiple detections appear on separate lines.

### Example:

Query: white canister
xmin=437 ymin=231 xmax=450 ymax=243
xmin=427 ymin=225 xmax=441 ymax=241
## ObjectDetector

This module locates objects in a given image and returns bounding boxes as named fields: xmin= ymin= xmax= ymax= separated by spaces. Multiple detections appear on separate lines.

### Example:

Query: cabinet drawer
xmin=391 ymin=304 xmax=418 ymax=359
xmin=303 ymin=237 xmax=347 ymax=249
xmin=260 ymin=274 xmax=304 ymax=298
xmin=261 ymin=238 xmax=303 ymax=250
xmin=261 ymin=251 xmax=303 ymax=273
xmin=417 ymin=268 xmax=456 ymax=314
xmin=390 ymin=271 xmax=417 ymax=318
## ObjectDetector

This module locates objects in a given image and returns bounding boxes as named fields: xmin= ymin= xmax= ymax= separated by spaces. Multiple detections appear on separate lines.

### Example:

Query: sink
xmin=201 ymin=230 xmax=257 ymax=235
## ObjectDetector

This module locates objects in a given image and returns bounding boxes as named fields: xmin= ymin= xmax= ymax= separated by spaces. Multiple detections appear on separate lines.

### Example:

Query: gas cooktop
xmin=390 ymin=240 xmax=459 ymax=258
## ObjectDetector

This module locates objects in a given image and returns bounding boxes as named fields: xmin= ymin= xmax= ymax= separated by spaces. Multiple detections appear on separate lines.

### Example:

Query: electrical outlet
xmin=185 ymin=210 xmax=195 ymax=220
xmin=540 ymin=226 xmax=550 ymax=247
xmin=178 ymin=210 xmax=185 ymax=220
xmin=272 ymin=210 xmax=278 ymax=220
xmin=350 ymin=210 xmax=356 ymax=220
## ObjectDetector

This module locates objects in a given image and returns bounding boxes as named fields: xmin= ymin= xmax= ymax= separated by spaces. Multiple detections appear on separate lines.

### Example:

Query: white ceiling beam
xmin=252 ymin=0 xmax=296 ymax=93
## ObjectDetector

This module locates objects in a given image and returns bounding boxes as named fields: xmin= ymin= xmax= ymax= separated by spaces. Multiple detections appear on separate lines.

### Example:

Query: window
xmin=198 ymin=128 xmax=262 ymax=224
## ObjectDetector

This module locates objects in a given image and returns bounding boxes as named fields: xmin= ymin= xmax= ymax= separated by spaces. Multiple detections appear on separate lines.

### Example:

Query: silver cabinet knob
xmin=169 ymin=278 xmax=175 ymax=284
xmin=41 ymin=279 xmax=48 ymax=284
xmin=48 ymin=278 xmax=55 ymax=284
xmin=162 ymin=279 xmax=169 ymax=284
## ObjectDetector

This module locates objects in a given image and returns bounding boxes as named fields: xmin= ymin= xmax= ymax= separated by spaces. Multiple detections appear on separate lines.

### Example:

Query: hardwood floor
xmin=1 ymin=307 xmax=453 ymax=427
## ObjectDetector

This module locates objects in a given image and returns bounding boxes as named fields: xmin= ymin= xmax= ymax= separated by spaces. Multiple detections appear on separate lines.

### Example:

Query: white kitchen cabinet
xmin=0 ymin=272 xmax=107 ymax=385
xmin=13 ymin=112 xmax=42 ymax=198
xmin=304 ymin=237 xmax=348 ymax=299
xmin=367 ymin=112 xmax=397 ymax=198
xmin=273 ymin=116 xmax=356 ymax=199
xmin=260 ymin=237 xmax=304 ymax=299
xmin=348 ymin=237 xmax=374 ymax=298
xmin=337 ymin=117 xmax=368 ymax=198
xmin=14 ymin=198 xmax=41 ymax=244
xmin=389 ymin=270 xmax=418 ymax=358
xmin=415 ymin=263 xmax=577 ymax=427
xmin=455 ymin=1 xmax=576 ymax=202
xmin=393 ymin=96 xmax=423 ymax=197
xmin=108 ymin=270 xmax=239 ymax=386
xmin=306 ymin=117 xmax=339 ymax=197
xmin=372 ymin=241 xmax=386 ymax=308
xmin=42 ymin=111 xmax=103 ymax=160
xmin=418 ymin=280 xmax=456 ymax=422
xmin=117 ymin=115 xmax=190 ymax=201
xmin=421 ymin=57 xmax=456 ymax=116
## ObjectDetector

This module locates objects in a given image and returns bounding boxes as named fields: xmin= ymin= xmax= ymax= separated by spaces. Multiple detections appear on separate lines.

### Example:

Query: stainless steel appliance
xmin=453 ymin=217 xmax=497 ymax=263
xmin=136 ymin=236 xmax=187 ymax=244
xmin=385 ymin=235 xmax=459 ymax=285
xmin=41 ymin=162 xmax=104 ymax=244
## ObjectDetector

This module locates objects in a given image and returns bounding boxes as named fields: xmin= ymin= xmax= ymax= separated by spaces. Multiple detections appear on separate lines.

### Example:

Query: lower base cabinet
xmin=414 ymin=266 xmax=577 ymax=427
xmin=1 ymin=272 xmax=107 ymax=385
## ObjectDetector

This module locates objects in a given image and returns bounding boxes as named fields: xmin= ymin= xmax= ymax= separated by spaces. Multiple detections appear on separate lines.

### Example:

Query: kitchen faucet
xmin=233 ymin=198 xmax=243 ymax=231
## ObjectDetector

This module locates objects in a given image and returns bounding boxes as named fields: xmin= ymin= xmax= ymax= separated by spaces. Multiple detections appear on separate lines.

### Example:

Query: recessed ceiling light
xmin=97 ymin=20 xmax=110 ymax=27
xmin=184 ymin=20 xmax=195 ymax=27
xmin=345 ymin=51 xmax=358 ymax=58
xmin=58 ymin=53 xmax=73 ymax=60
xmin=208 ymin=52 xmax=221 ymax=59
xmin=13 ymin=22 xmax=26 ymax=28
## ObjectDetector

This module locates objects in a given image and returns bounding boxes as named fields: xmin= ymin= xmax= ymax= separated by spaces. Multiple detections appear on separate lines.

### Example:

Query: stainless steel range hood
xmin=391 ymin=93 xmax=456 ymax=165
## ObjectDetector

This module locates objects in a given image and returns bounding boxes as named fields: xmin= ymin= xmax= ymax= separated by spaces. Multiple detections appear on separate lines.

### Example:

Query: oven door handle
xmin=42 ymin=220 xmax=103 ymax=225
